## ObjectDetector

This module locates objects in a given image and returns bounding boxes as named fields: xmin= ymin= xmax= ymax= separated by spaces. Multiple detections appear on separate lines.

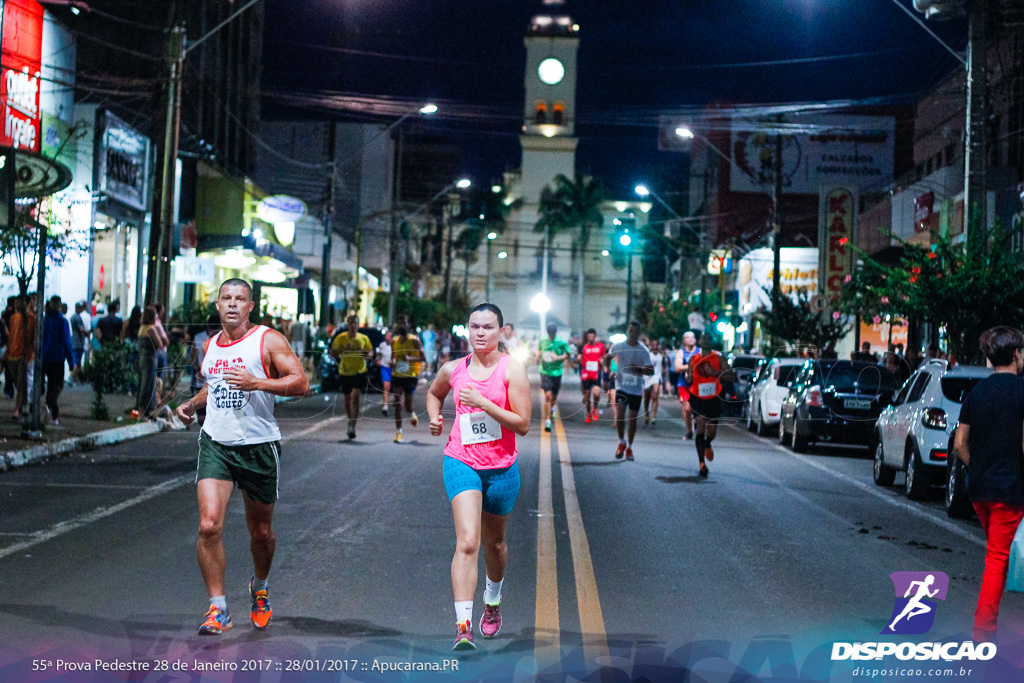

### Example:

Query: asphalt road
xmin=1 ymin=374 xmax=1022 ymax=682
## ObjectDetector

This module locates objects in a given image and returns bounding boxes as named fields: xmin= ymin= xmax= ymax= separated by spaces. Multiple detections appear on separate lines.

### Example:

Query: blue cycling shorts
xmin=442 ymin=456 xmax=520 ymax=516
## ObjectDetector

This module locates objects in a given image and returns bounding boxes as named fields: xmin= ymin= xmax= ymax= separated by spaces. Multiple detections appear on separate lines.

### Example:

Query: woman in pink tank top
xmin=426 ymin=304 xmax=531 ymax=651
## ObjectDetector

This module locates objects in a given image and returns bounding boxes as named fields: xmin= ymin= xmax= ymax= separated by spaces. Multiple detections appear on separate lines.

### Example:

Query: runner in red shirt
xmin=579 ymin=328 xmax=605 ymax=423
xmin=683 ymin=332 xmax=733 ymax=478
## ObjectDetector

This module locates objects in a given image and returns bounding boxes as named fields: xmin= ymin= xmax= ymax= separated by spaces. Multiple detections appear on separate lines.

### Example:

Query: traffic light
xmin=708 ymin=310 xmax=718 ymax=322
xmin=611 ymin=217 xmax=636 ymax=268
xmin=352 ymin=290 xmax=362 ymax=312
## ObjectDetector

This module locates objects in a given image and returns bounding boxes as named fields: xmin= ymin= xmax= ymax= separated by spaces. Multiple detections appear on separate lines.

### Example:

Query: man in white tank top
xmin=175 ymin=279 xmax=309 ymax=636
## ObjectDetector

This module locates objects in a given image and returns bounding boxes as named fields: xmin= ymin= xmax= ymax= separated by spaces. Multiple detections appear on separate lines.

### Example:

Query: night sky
xmin=261 ymin=0 xmax=967 ymax=195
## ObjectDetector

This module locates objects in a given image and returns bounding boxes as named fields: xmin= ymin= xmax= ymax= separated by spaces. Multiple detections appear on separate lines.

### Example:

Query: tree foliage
xmin=759 ymin=286 xmax=852 ymax=354
xmin=80 ymin=341 xmax=138 ymax=421
xmin=837 ymin=214 xmax=1023 ymax=364
xmin=0 ymin=204 xmax=90 ymax=296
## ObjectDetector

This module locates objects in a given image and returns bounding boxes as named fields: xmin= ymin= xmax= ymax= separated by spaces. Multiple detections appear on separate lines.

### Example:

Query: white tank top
xmin=201 ymin=325 xmax=281 ymax=445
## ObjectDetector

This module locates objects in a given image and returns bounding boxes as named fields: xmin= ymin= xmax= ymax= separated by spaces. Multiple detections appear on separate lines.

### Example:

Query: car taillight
xmin=806 ymin=385 xmax=823 ymax=408
xmin=922 ymin=408 xmax=947 ymax=430
xmin=930 ymin=449 xmax=948 ymax=460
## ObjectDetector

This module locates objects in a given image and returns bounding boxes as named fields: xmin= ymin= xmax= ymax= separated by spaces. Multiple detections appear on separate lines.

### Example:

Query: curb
xmin=1 ymin=383 xmax=323 ymax=473
xmin=1 ymin=420 xmax=175 ymax=472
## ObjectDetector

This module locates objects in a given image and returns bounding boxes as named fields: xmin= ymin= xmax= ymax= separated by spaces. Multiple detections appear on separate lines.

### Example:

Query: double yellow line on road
xmin=535 ymin=405 xmax=608 ymax=666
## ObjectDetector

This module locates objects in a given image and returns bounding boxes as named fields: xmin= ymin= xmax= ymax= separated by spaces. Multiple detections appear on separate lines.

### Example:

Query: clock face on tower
xmin=538 ymin=57 xmax=564 ymax=85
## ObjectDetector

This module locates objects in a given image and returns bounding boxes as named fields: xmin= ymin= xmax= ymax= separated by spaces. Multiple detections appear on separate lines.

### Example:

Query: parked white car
xmin=746 ymin=358 xmax=805 ymax=436
xmin=872 ymin=360 xmax=990 ymax=500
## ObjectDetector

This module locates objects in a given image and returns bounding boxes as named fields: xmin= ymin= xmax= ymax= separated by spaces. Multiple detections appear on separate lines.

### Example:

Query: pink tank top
xmin=444 ymin=354 xmax=518 ymax=469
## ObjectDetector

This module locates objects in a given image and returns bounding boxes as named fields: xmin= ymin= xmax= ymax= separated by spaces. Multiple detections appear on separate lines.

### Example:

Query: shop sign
xmin=96 ymin=110 xmax=150 ymax=212
xmin=707 ymin=249 xmax=732 ymax=275
xmin=819 ymin=187 xmax=856 ymax=302
xmin=175 ymin=257 xmax=216 ymax=284
xmin=257 ymin=195 xmax=306 ymax=224
xmin=0 ymin=0 xmax=44 ymax=152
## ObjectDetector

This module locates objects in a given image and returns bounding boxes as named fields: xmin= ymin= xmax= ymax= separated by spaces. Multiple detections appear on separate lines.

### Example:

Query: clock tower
xmin=518 ymin=0 xmax=578 ymax=205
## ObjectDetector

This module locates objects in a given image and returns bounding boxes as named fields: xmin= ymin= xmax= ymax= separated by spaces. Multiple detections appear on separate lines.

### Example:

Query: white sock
xmin=210 ymin=595 xmax=227 ymax=610
xmin=455 ymin=600 xmax=473 ymax=624
xmin=397 ymin=427 xmax=403 ymax=434
xmin=252 ymin=577 xmax=268 ymax=592
xmin=484 ymin=577 xmax=503 ymax=605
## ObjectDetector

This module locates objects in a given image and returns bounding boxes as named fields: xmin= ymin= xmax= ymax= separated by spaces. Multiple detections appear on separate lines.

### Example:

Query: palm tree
xmin=447 ymin=188 xmax=520 ymax=302
xmin=535 ymin=174 xmax=606 ymax=332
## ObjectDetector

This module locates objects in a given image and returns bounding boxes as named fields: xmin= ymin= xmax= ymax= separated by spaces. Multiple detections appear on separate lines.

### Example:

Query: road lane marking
xmin=534 ymin=409 xmax=560 ymax=661
xmin=0 ymin=482 xmax=148 ymax=489
xmin=554 ymin=413 xmax=608 ymax=665
xmin=0 ymin=416 xmax=347 ymax=560
xmin=763 ymin=439 xmax=985 ymax=548
xmin=0 ymin=474 xmax=193 ymax=560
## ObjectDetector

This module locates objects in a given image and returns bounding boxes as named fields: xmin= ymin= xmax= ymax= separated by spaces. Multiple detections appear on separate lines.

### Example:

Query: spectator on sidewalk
xmin=153 ymin=302 xmax=171 ymax=384
xmin=70 ymin=301 xmax=90 ymax=381
xmin=95 ymin=300 xmax=123 ymax=346
xmin=6 ymin=295 xmax=36 ymax=419
xmin=953 ymin=326 xmax=1024 ymax=643
xmin=134 ymin=306 xmax=161 ymax=419
xmin=41 ymin=295 xmax=74 ymax=425
xmin=2 ymin=296 xmax=15 ymax=398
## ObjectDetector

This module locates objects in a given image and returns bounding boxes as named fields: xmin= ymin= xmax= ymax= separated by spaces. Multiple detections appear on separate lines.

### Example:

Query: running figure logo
xmin=882 ymin=571 xmax=949 ymax=635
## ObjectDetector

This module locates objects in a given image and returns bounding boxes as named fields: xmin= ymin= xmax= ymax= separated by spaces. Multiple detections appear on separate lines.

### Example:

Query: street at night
xmin=2 ymin=377 xmax=1021 ymax=681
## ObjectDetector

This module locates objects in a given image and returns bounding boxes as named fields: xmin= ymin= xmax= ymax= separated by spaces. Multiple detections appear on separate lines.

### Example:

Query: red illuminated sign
xmin=820 ymin=187 xmax=855 ymax=302
xmin=1 ymin=0 xmax=44 ymax=152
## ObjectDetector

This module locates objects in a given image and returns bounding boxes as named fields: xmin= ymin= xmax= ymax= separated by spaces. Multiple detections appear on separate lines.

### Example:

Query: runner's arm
xmin=176 ymin=384 xmax=208 ymax=425
xmin=674 ymin=350 xmax=687 ymax=373
xmin=953 ymin=423 xmax=969 ymax=466
xmin=427 ymin=361 xmax=455 ymax=435
xmin=221 ymin=330 xmax=308 ymax=397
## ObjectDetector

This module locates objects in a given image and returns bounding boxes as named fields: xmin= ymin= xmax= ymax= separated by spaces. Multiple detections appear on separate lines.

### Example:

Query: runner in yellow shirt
xmin=391 ymin=314 xmax=426 ymax=443
xmin=330 ymin=315 xmax=374 ymax=440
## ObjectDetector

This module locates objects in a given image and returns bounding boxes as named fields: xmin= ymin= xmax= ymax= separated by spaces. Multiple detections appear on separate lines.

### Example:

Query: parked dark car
xmin=721 ymin=355 xmax=763 ymax=418
xmin=778 ymin=360 xmax=897 ymax=452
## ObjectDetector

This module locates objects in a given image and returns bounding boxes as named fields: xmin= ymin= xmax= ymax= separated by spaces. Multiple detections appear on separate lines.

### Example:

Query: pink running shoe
xmin=479 ymin=602 xmax=502 ymax=638
xmin=453 ymin=619 xmax=476 ymax=651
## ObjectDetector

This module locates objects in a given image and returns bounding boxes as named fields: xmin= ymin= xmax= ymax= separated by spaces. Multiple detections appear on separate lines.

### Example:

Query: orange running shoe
xmin=704 ymin=445 xmax=714 ymax=462
xmin=585 ymin=414 xmax=591 ymax=424
xmin=625 ymin=447 xmax=634 ymax=461
xmin=699 ymin=462 xmax=709 ymax=478
xmin=198 ymin=605 xmax=233 ymax=635
xmin=615 ymin=443 xmax=626 ymax=459
xmin=248 ymin=577 xmax=273 ymax=630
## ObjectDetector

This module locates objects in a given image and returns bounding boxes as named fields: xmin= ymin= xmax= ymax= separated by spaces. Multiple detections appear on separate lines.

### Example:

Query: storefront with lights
xmin=180 ymin=168 xmax=305 ymax=317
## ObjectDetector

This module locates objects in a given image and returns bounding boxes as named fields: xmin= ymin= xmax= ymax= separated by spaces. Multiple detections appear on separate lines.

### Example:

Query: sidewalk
xmin=0 ymin=380 xmax=169 ymax=471
xmin=0 ymin=371 xmax=321 ymax=472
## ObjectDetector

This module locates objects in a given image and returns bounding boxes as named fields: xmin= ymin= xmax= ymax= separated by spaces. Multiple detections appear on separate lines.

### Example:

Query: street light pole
xmin=772 ymin=126 xmax=783 ymax=313
xmin=319 ymin=123 xmax=336 ymax=333
xmin=540 ymin=222 xmax=549 ymax=332
xmin=625 ymin=243 xmax=633 ymax=326
xmin=486 ymin=233 xmax=495 ymax=301
xmin=964 ymin=0 xmax=988 ymax=232
xmin=387 ymin=126 xmax=404 ymax=326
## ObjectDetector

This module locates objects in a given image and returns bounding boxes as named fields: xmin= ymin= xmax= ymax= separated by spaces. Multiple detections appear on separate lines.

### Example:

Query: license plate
xmin=844 ymin=399 xmax=871 ymax=410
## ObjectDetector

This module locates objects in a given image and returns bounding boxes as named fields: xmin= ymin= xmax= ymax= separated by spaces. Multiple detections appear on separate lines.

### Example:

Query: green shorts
xmin=196 ymin=431 xmax=281 ymax=504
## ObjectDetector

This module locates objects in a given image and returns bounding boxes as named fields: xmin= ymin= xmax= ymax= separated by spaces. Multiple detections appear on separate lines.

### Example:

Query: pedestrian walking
xmin=604 ymin=321 xmax=654 ymax=461
xmin=2 ymin=296 xmax=15 ymax=398
xmin=536 ymin=322 xmax=569 ymax=432
xmin=41 ymin=296 xmax=74 ymax=425
xmin=7 ymin=295 xmax=36 ymax=419
xmin=426 ymin=303 xmax=531 ymax=650
xmin=330 ymin=314 xmax=373 ymax=440
xmin=952 ymin=326 xmax=1024 ymax=642
xmin=175 ymin=278 xmax=309 ymax=636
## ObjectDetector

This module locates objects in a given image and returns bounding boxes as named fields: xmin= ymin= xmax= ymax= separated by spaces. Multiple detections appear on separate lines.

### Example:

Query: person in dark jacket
xmin=41 ymin=295 xmax=74 ymax=425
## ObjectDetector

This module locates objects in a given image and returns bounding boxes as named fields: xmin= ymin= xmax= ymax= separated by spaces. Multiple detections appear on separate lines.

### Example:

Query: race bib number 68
xmin=460 ymin=411 xmax=501 ymax=446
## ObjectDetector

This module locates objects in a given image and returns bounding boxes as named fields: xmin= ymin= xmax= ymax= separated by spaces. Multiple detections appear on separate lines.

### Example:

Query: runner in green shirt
xmin=536 ymin=323 xmax=570 ymax=432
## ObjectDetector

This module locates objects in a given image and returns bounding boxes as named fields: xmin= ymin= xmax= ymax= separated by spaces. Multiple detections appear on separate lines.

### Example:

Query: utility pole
xmin=146 ymin=24 xmax=185 ymax=309
xmin=387 ymin=126 xmax=404 ymax=326
xmin=964 ymin=0 xmax=987 ymax=233
xmin=319 ymin=123 xmax=336 ymax=333
xmin=772 ymin=124 xmax=783 ymax=313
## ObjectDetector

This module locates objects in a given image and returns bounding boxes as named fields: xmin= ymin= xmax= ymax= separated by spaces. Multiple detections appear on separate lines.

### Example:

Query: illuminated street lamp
xmin=456 ymin=178 xmax=472 ymax=189
xmin=419 ymin=103 xmax=438 ymax=114
xmin=531 ymin=292 xmax=551 ymax=332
